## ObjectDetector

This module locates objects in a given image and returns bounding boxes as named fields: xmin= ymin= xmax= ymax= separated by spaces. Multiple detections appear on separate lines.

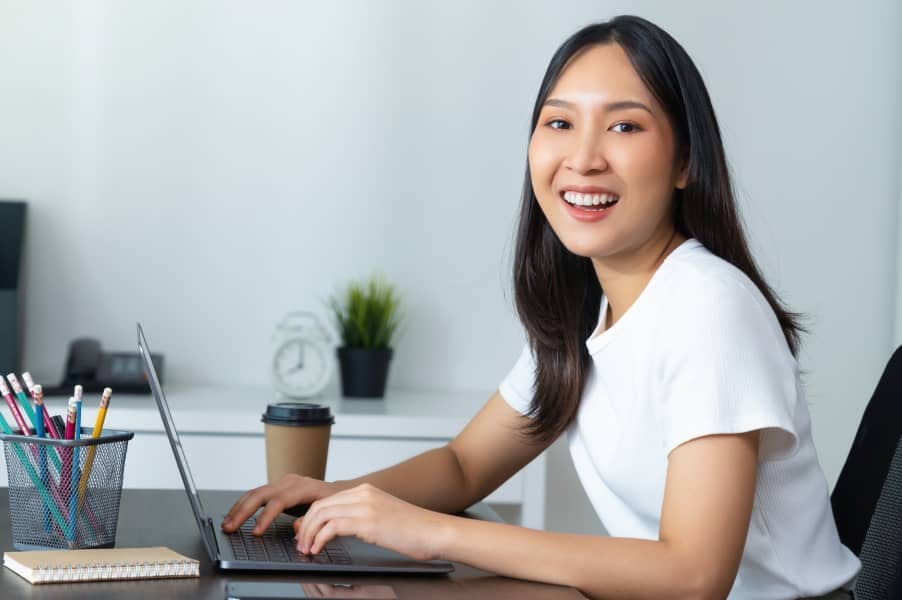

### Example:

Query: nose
xmin=563 ymin=129 xmax=608 ymax=175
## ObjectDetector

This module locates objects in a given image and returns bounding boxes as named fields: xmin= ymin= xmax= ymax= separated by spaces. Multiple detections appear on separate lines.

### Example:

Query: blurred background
xmin=1 ymin=0 xmax=899 ymax=534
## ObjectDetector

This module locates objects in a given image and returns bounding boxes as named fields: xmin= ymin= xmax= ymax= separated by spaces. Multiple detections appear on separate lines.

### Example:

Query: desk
xmin=8 ymin=386 xmax=546 ymax=529
xmin=0 ymin=489 xmax=583 ymax=599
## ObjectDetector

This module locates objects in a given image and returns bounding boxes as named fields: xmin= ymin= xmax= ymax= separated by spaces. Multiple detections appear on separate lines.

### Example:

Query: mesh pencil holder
xmin=0 ymin=428 xmax=134 ymax=551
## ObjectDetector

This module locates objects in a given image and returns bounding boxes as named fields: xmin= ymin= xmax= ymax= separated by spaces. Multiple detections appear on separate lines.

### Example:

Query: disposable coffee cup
xmin=262 ymin=402 xmax=335 ymax=483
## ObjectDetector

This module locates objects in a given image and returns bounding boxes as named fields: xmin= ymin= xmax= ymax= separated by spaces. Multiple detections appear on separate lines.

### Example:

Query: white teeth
xmin=562 ymin=191 xmax=620 ymax=207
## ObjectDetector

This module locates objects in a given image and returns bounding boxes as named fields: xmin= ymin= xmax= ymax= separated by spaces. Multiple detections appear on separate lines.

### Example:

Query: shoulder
xmin=651 ymin=243 xmax=802 ymax=459
xmin=654 ymin=241 xmax=791 ymax=357
xmin=663 ymin=242 xmax=777 ymax=324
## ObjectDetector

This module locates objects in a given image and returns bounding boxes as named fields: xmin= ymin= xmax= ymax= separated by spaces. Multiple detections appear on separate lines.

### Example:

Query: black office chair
xmin=831 ymin=345 xmax=902 ymax=599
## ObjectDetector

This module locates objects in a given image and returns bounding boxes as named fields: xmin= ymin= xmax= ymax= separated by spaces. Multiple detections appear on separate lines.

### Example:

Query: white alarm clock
xmin=271 ymin=312 xmax=334 ymax=398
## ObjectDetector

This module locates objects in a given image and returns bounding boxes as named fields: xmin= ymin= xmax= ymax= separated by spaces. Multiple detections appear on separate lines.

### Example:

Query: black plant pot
xmin=337 ymin=347 xmax=393 ymax=398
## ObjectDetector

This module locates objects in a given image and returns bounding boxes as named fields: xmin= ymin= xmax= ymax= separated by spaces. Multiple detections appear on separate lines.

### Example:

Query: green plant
xmin=328 ymin=276 xmax=402 ymax=349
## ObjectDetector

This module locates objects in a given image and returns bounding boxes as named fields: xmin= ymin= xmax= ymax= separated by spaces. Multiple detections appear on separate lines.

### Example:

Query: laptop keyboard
xmin=227 ymin=517 xmax=351 ymax=565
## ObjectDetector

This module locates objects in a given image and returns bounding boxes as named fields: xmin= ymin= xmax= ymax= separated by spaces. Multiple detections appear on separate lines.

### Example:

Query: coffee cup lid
xmin=262 ymin=402 xmax=335 ymax=426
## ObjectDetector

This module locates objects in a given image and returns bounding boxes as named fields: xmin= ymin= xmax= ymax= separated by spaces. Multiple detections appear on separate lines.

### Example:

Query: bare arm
xmin=431 ymin=431 xmax=759 ymax=600
xmin=334 ymin=392 xmax=551 ymax=513
xmin=224 ymin=392 xmax=550 ymax=532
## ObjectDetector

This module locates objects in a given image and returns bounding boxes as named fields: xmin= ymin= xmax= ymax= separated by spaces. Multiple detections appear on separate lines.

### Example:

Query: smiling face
xmin=528 ymin=43 xmax=688 ymax=264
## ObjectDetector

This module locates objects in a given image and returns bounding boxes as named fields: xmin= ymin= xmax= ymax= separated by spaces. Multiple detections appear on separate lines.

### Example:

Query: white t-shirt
xmin=499 ymin=238 xmax=860 ymax=599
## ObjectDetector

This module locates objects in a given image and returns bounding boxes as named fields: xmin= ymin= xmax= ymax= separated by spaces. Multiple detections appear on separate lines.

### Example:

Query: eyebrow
xmin=542 ymin=98 xmax=654 ymax=115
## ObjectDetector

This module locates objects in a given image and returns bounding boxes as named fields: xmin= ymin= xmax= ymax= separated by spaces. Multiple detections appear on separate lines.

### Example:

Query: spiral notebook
xmin=3 ymin=546 xmax=199 ymax=584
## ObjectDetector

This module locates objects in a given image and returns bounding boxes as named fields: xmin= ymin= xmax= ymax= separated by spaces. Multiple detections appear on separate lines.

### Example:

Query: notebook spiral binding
xmin=33 ymin=559 xmax=198 ymax=583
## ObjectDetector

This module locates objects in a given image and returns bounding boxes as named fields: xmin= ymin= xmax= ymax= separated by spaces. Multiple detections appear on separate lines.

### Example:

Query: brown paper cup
xmin=262 ymin=403 xmax=334 ymax=483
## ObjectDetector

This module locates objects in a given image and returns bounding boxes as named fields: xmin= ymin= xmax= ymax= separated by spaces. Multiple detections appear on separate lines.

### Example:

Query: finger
xmin=224 ymin=488 xmax=258 ymax=523
xmin=296 ymin=494 xmax=361 ymax=545
xmin=253 ymin=496 xmax=290 ymax=535
xmin=299 ymin=484 xmax=388 ymax=545
xmin=233 ymin=477 xmax=316 ymax=534
xmin=225 ymin=489 xmax=253 ymax=520
xmin=300 ymin=505 xmax=363 ymax=553
xmin=304 ymin=486 xmax=371 ymax=515
xmin=222 ymin=486 xmax=272 ymax=532
xmin=310 ymin=519 xmax=347 ymax=555
xmin=295 ymin=494 xmax=361 ymax=552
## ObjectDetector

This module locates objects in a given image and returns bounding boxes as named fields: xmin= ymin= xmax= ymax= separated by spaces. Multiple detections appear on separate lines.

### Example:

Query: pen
xmin=0 ymin=378 xmax=30 ymax=436
xmin=0 ymin=403 xmax=68 ymax=532
xmin=23 ymin=372 xmax=63 ymax=439
xmin=6 ymin=373 xmax=38 ymax=432
xmin=33 ymin=385 xmax=50 ymax=533
xmin=75 ymin=387 xmax=112 ymax=516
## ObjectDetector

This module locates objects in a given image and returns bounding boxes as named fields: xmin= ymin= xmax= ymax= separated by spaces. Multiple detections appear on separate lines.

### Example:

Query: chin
xmin=557 ymin=236 xmax=617 ymax=260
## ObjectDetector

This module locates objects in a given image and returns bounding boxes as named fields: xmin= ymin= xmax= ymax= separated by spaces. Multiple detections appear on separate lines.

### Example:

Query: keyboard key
xmin=229 ymin=517 xmax=346 ymax=564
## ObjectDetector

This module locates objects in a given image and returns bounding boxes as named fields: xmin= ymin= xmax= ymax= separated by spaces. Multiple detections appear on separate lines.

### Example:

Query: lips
xmin=561 ymin=190 xmax=620 ymax=210
xmin=558 ymin=191 xmax=618 ymax=223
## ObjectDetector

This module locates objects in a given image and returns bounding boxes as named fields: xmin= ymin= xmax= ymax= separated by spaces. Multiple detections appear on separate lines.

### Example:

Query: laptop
xmin=137 ymin=323 xmax=454 ymax=574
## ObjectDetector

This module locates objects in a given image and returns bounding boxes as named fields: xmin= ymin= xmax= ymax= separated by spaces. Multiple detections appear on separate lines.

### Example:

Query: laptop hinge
xmin=206 ymin=517 xmax=222 ymax=561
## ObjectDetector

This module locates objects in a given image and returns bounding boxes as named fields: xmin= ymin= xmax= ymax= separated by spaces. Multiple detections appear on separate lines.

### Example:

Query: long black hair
xmin=513 ymin=15 xmax=805 ymax=441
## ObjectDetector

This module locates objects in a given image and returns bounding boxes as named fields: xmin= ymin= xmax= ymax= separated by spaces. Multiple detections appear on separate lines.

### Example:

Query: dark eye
xmin=547 ymin=119 xmax=571 ymax=130
xmin=611 ymin=122 xmax=640 ymax=133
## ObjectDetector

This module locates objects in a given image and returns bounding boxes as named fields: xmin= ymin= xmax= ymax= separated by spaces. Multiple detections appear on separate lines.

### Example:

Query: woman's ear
xmin=674 ymin=157 xmax=690 ymax=190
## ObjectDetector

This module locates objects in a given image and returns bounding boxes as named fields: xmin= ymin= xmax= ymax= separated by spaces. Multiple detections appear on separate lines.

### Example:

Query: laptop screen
xmin=137 ymin=323 xmax=216 ymax=561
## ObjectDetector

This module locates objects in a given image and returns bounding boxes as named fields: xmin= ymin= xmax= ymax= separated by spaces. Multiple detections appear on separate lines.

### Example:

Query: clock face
xmin=272 ymin=338 xmax=331 ymax=397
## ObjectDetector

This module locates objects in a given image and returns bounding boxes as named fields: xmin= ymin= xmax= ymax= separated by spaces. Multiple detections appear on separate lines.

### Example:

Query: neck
xmin=591 ymin=227 xmax=687 ymax=329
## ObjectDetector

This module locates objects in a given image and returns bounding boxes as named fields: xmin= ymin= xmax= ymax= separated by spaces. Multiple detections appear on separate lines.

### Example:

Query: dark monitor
xmin=0 ymin=200 xmax=26 ymax=373
xmin=0 ymin=201 xmax=26 ymax=289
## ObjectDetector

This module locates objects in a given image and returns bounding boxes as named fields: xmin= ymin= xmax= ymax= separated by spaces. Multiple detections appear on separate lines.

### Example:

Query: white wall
xmin=1 ymin=0 xmax=899 ymax=536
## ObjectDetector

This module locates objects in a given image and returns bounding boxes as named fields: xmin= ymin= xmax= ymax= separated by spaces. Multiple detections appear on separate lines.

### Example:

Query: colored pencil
xmin=6 ymin=374 xmax=37 ymax=433
xmin=33 ymin=385 xmax=50 ymax=533
xmin=75 ymin=387 xmax=111 ymax=517
xmin=0 ymin=378 xmax=30 ymax=436
xmin=0 ymin=409 xmax=67 ymax=532
xmin=23 ymin=373 xmax=63 ymax=438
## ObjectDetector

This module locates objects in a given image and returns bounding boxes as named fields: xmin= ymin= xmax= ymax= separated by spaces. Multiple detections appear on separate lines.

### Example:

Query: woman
xmin=223 ymin=15 xmax=860 ymax=599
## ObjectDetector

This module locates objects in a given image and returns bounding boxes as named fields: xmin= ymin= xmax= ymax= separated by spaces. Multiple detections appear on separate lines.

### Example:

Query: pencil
xmin=0 ymin=378 xmax=30 ymax=436
xmin=22 ymin=376 xmax=99 ymax=538
xmin=0 ymin=409 xmax=68 ymax=532
xmin=1 ymin=382 xmax=88 ymax=537
xmin=75 ymin=387 xmax=112 ymax=517
xmin=15 ymin=376 xmax=63 ymax=471
xmin=33 ymin=385 xmax=50 ymax=533
xmin=6 ymin=373 xmax=38 ymax=432
xmin=23 ymin=372 xmax=63 ymax=439
xmin=62 ymin=398 xmax=77 ymax=545
xmin=67 ymin=392 xmax=83 ymax=546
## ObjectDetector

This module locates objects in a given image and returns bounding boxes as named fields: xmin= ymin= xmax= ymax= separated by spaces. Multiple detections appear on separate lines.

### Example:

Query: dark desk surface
xmin=0 ymin=489 xmax=584 ymax=599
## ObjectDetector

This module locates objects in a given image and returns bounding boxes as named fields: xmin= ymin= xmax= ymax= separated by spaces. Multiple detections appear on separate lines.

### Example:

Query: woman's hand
xmin=221 ymin=474 xmax=340 ymax=535
xmin=294 ymin=483 xmax=450 ymax=561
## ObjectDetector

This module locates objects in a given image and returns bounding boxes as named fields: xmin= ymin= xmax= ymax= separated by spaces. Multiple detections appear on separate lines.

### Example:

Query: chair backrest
xmin=854 ymin=435 xmax=902 ymax=598
xmin=830 ymin=345 xmax=902 ymax=597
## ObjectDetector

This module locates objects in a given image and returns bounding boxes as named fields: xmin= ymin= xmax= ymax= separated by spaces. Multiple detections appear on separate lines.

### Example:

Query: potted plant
xmin=328 ymin=276 xmax=402 ymax=398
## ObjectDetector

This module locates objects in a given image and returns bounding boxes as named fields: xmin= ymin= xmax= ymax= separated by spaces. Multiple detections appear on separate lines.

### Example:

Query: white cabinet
xmin=2 ymin=387 xmax=546 ymax=529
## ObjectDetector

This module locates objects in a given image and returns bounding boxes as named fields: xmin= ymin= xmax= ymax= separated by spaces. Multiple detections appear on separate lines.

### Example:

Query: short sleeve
xmin=499 ymin=343 xmax=536 ymax=416
xmin=657 ymin=275 xmax=800 ymax=461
